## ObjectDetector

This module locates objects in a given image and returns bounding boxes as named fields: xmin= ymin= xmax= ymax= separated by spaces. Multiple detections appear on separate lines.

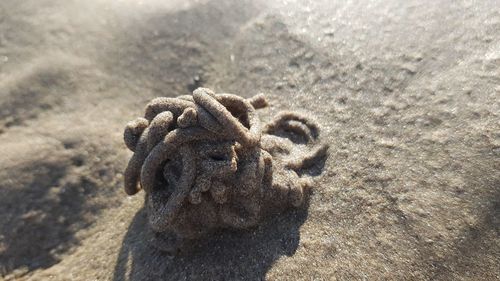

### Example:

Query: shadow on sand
xmin=112 ymin=201 xmax=310 ymax=281
xmin=0 ymin=157 xmax=101 ymax=275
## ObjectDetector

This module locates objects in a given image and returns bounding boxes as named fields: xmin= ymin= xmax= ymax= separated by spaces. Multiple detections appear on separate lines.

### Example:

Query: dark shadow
xmin=0 ymin=157 xmax=100 ymax=276
xmin=297 ymin=152 xmax=328 ymax=178
xmin=113 ymin=199 xmax=310 ymax=281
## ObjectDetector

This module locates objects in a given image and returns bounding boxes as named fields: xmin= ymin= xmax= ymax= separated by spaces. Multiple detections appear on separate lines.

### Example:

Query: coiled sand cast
xmin=123 ymin=88 xmax=328 ymax=252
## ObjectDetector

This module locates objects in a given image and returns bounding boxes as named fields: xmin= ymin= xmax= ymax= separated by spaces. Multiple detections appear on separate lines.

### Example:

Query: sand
xmin=0 ymin=0 xmax=499 ymax=280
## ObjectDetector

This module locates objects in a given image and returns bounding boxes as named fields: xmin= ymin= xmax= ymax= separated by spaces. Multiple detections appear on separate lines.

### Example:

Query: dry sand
xmin=0 ymin=0 xmax=499 ymax=280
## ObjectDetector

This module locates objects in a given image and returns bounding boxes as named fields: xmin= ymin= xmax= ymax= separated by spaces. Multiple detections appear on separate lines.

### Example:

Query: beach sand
xmin=0 ymin=0 xmax=499 ymax=280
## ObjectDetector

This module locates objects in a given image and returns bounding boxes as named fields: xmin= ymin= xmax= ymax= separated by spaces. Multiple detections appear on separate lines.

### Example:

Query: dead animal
xmin=123 ymin=88 xmax=328 ymax=253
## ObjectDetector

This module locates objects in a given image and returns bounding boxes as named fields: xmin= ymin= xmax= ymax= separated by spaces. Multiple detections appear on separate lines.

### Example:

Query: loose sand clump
xmin=123 ymin=88 xmax=328 ymax=252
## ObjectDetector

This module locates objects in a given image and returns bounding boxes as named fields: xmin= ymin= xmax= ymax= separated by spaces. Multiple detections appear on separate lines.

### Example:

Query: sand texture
xmin=0 ymin=0 xmax=499 ymax=280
